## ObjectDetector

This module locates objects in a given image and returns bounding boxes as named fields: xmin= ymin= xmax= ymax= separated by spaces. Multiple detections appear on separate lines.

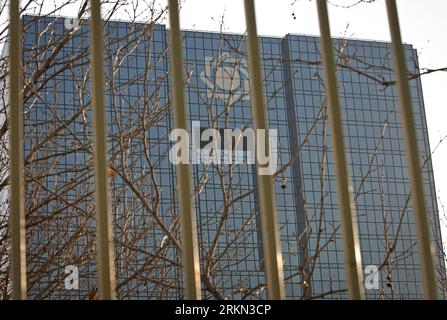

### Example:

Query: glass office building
xmin=9 ymin=15 xmax=445 ymax=299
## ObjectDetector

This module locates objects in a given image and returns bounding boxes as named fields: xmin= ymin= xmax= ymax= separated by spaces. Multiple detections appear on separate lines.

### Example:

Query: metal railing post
xmin=89 ymin=0 xmax=116 ymax=300
xmin=243 ymin=0 xmax=285 ymax=300
xmin=167 ymin=0 xmax=202 ymax=300
xmin=8 ymin=0 xmax=27 ymax=300
xmin=316 ymin=0 xmax=364 ymax=299
xmin=385 ymin=0 xmax=437 ymax=299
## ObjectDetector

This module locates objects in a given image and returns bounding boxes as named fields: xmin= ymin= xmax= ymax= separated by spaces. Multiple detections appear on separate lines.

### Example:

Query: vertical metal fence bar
xmin=244 ymin=0 xmax=285 ymax=300
xmin=167 ymin=0 xmax=202 ymax=300
xmin=385 ymin=0 xmax=437 ymax=299
xmin=316 ymin=0 xmax=364 ymax=299
xmin=89 ymin=0 xmax=116 ymax=300
xmin=8 ymin=0 xmax=27 ymax=300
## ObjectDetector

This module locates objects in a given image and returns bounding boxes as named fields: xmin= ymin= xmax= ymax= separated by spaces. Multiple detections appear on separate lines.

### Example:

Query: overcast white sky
xmin=174 ymin=0 xmax=447 ymax=248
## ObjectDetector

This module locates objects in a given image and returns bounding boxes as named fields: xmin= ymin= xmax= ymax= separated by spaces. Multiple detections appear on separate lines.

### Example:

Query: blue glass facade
xmin=17 ymin=15 xmax=445 ymax=299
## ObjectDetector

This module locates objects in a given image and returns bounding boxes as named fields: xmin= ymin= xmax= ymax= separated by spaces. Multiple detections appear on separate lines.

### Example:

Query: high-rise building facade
xmin=7 ymin=14 xmax=445 ymax=299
